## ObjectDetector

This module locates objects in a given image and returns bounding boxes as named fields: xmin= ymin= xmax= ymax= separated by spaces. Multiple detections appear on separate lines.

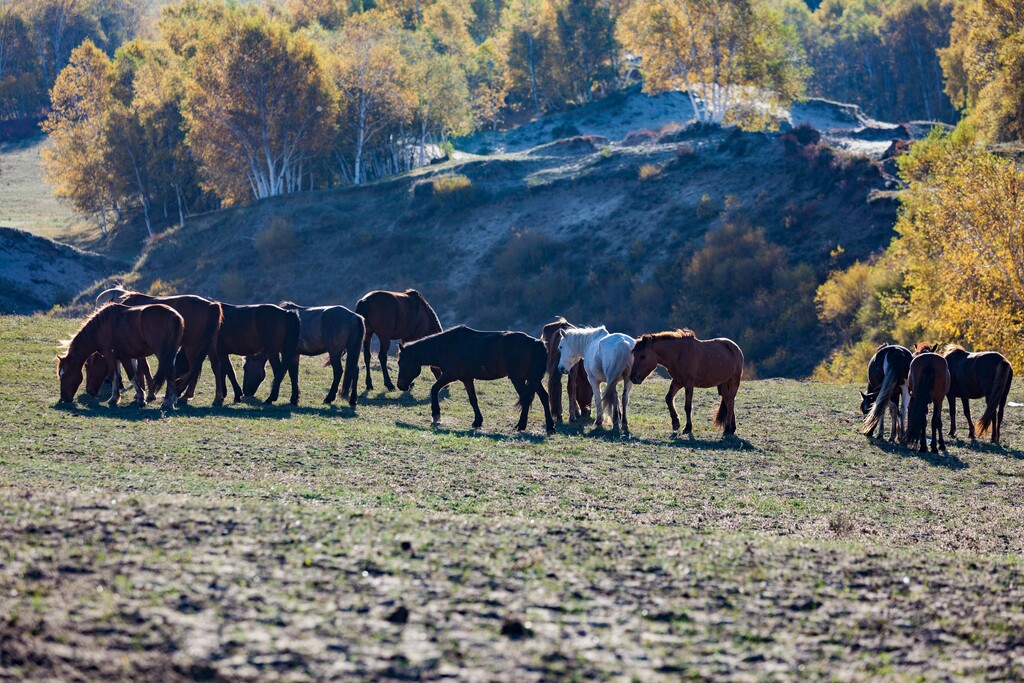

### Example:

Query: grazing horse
xmin=214 ymin=304 xmax=300 ymax=405
xmin=95 ymin=287 xmax=223 ymax=404
xmin=396 ymin=326 xmax=554 ymax=434
xmin=541 ymin=317 xmax=593 ymax=422
xmin=355 ymin=289 xmax=442 ymax=392
xmin=860 ymin=343 xmax=912 ymax=442
xmin=629 ymin=329 xmax=743 ymax=435
xmin=903 ymin=351 xmax=951 ymax=453
xmin=85 ymin=353 xmax=157 ymax=401
xmin=57 ymin=303 xmax=183 ymax=409
xmin=942 ymin=344 xmax=1013 ymax=444
xmin=556 ymin=326 xmax=635 ymax=431
xmin=243 ymin=302 xmax=366 ymax=407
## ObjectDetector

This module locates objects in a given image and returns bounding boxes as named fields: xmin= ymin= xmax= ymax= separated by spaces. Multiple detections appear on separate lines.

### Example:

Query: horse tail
xmin=714 ymin=385 xmax=729 ymax=428
xmin=905 ymin=365 xmax=934 ymax=446
xmin=153 ymin=312 xmax=185 ymax=392
xmin=517 ymin=342 xmax=549 ymax=410
xmin=283 ymin=310 xmax=301 ymax=367
xmin=862 ymin=360 xmax=899 ymax=435
xmin=976 ymin=360 xmax=1013 ymax=437
xmin=342 ymin=315 xmax=365 ymax=405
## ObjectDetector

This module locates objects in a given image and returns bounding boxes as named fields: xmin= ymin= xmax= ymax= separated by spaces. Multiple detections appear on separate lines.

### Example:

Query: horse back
xmin=949 ymin=351 xmax=1010 ymax=399
xmin=113 ymin=304 xmax=183 ymax=357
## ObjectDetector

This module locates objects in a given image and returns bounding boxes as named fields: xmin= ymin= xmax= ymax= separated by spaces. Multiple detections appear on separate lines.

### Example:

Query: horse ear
xmin=860 ymin=391 xmax=867 ymax=399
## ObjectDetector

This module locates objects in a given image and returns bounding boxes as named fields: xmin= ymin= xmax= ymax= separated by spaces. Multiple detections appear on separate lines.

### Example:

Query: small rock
xmin=500 ymin=618 xmax=532 ymax=639
xmin=386 ymin=606 xmax=409 ymax=624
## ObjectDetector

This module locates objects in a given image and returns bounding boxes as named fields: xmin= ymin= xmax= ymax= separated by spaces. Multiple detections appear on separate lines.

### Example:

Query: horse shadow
xmin=57 ymin=397 xmax=359 ymax=421
xmin=357 ymin=390 xmax=435 ymax=408
xmin=867 ymin=437 xmax=969 ymax=470
xmin=669 ymin=431 xmax=756 ymax=451
xmin=951 ymin=438 xmax=1024 ymax=460
xmin=394 ymin=420 xmax=549 ymax=443
xmin=554 ymin=420 xmax=756 ymax=450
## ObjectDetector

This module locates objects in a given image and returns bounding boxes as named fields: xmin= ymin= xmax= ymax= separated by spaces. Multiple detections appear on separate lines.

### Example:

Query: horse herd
xmin=54 ymin=288 xmax=745 ymax=436
xmin=54 ymin=288 xmax=1013 ymax=446
xmin=860 ymin=342 xmax=1014 ymax=451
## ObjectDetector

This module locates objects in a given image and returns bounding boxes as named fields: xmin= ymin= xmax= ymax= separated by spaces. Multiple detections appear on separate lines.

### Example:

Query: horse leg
xmin=620 ymin=378 xmax=632 ymax=434
xmin=665 ymin=381 xmax=682 ymax=432
xmin=886 ymin=400 xmax=897 ymax=441
xmin=224 ymin=356 xmax=243 ymax=403
xmin=947 ymin=395 xmax=956 ymax=438
xmin=900 ymin=381 xmax=910 ymax=442
xmin=126 ymin=359 xmax=145 ymax=406
xmin=515 ymin=377 xmax=537 ymax=432
xmin=534 ymin=381 xmax=555 ymax=435
xmin=682 ymin=385 xmax=695 ymax=434
xmin=935 ymin=400 xmax=946 ymax=452
xmin=362 ymin=329 xmax=374 ymax=392
xmin=107 ymin=356 xmax=122 ymax=406
xmin=377 ymin=335 xmax=395 ymax=391
xmin=287 ymin=354 xmax=300 ymax=405
xmin=961 ymin=397 xmax=975 ymax=439
xmin=605 ymin=381 xmax=620 ymax=430
xmin=464 ymin=379 xmax=484 ymax=429
xmin=876 ymin=399 xmax=887 ymax=439
xmin=326 ymin=352 xmax=343 ymax=404
xmin=265 ymin=352 xmax=285 ymax=404
xmin=430 ymin=373 xmax=455 ymax=424
xmin=589 ymin=375 xmax=604 ymax=428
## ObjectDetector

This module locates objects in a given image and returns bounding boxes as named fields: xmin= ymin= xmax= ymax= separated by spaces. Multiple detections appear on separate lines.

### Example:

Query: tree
xmin=499 ymin=0 xmax=552 ymax=114
xmin=41 ymin=39 xmax=118 ymax=233
xmin=0 ymin=2 xmax=43 ymax=119
xmin=939 ymin=0 xmax=1024 ymax=141
xmin=617 ymin=0 xmax=806 ymax=126
xmin=553 ymin=0 xmax=617 ymax=103
xmin=406 ymin=37 xmax=472 ymax=163
xmin=330 ymin=11 xmax=414 ymax=185
xmin=181 ymin=8 xmax=337 ymax=202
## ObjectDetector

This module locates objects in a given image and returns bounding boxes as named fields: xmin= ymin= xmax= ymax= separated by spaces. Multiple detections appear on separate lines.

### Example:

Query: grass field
xmin=2 ymin=314 xmax=1024 ymax=680
xmin=0 ymin=136 xmax=85 ymax=242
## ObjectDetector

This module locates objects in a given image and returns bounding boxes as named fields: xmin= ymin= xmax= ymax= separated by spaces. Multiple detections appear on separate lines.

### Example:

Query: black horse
xmin=861 ymin=343 xmax=912 ymax=441
xmin=942 ymin=345 xmax=1013 ymax=444
xmin=396 ymin=326 xmax=555 ymax=434
xmin=243 ymin=302 xmax=365 ymax=407
xmin=212 ymin=304 xmax=300 ymax=405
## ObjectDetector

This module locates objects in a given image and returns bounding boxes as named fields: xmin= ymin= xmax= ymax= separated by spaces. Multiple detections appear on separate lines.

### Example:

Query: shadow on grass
xmin=394 ymin=420 xmax=549 ymax=443
xmin=957 ymin=438 xmax=1024 ymax=460
xmin=867 ymin=437 xmax=969 ymax=470
xmin=57 ymin=397 xmax=360 ymax=420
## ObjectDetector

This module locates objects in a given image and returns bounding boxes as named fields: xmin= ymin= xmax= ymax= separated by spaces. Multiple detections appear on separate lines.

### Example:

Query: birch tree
xmin=617 ymin=0 xmax=806 ymax=125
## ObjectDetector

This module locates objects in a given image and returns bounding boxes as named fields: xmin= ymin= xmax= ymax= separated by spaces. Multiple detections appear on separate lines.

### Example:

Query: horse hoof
xmin=472 ymin=422 xmax=483 ymax=429
xmin=323 ymin=396 xmax=335 ymax=405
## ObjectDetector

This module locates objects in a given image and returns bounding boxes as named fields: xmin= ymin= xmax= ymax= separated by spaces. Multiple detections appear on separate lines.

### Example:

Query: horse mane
xmin=406 ymin=289 xmax=442 ymax=334
xmin=95 ymin=286 xmax=137 ymax=307
xmin=278 ymin=301 xmax=303 ymax=310
xmin=641 ymin=328 xmax=696 ymax=342
xmin=60 ymin=302 xmax=120 ymax=352
xmin=942 ymin=343 xmax=966 ymax=356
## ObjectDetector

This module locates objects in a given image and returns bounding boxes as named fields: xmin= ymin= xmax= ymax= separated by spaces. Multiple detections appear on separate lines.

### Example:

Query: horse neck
xmin=66 ymin=321 xmax=100 ymax=367
xmin=406 ymin=332 xmax=445 ymax=365
xmin=564 ymin=328 xmax=606 ymax=360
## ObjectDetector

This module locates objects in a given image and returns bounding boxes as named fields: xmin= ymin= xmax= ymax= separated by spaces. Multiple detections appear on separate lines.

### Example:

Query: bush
xmin=220 ymin=270 xmax=248 ymax=302
xmin=147 ymin=278 xmax=178 ymax=296
xmin=638 ymin=164 xmax=662 ymax=180
xmin=696 ymin=194 xmax=720 ymax=220
xmin=255 ymin=217 xmax=297 ymax=263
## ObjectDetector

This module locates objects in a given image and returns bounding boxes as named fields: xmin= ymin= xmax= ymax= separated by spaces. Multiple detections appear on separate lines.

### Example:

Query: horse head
xmin=395 ymin=343 xmax=421 ymax=392
xmin=56 ymin=353 xmax=83 ymax=403
xmin=629 ymin=335 xmax=659 ymax=385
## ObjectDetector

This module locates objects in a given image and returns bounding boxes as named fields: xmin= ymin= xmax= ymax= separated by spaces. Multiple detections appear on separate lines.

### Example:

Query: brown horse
xmin=903 ymin=351 xmax=951 ymax=453
xmin=942 ymin=344 xmax=1013 ymax=444
xmin=396 ymin=326 xmax=555 ymax=434
xmin=213 ymin=303 xmax=301 ymax=405
xmin=355 ymin=289 xmax=442 ymax=391
xmin=96 ymin=288 xmax=223 ymax=404
xmin=242 ymin=302 xmax=366 ymax=407
xmin=85 ymin=353 xmax=156 ymax=401
xmin=860 ymin=343 xmax=912 ymax=442
xmin=57 ymin=303 xmax=184 ymax=409
xmin=541 ymin=317 xmax=593 ymax=422
xmin=629 ymin=329 xmax=743 ymax=435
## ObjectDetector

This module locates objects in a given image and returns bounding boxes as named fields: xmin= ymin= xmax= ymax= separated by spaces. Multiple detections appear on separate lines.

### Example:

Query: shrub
xmin=220 ymin=270 xmax=247 ymax=302
xmin=550 ymin=122 xmax=580 ymax=139
xmin=255 ymin=217 xmax=297 ymax=263
xmin=431 ymin=174 xmax=472 ymax=195
xmin=695 ymin=194 xmax=720 ymax=220
xmin=147 ymin=279 xmax=178 ymax=297
xmin=638 ymin=164 xmax=662 ymax=180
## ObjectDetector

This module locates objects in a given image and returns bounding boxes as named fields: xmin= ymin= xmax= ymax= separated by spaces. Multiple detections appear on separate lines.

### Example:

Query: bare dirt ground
xmin=3 ymin=315 xmax=1024 ymax=680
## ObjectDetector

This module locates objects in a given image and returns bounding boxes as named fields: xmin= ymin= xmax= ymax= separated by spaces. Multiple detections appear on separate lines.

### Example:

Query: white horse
xmin=557 ymin=326 xmax=636 ymax=431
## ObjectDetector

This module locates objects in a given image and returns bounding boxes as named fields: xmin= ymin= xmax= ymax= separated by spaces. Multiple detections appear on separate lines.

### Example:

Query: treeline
xmin=0 ymin=0 xmax=147 ymax=120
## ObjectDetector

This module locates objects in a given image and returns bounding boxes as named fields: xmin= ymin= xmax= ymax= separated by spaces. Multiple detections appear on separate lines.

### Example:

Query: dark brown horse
xmin=96 ymin=288 xmax=223 ymax=404
xmin=85 ymin=353 xmax=156 ymax=401
xmin=941 ymin=344 xmax=1013 ymax=444
xmin=903 ymin=351 xmax=951 ymax=453
xmin=214 ymin=303 xmax=300 ymax=405
xmin=860 ymin=343 xmax=912 ymax=442
xmin=242 ymin=302 xmax=366 ymax=407
xmin=541 ymin=317 xmax=593 ymax=422
xmin=57 ymin=303 xmax=184 ymax=409
xmin=355 ymin=289 xmax=442 ymax=391
xmin=629 ymin=329 xmax=743 ymax=435
xmin=396 ymin=326 xmax=555 ymax=434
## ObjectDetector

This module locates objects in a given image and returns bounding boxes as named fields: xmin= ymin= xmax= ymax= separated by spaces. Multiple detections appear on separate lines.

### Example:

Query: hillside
xmin=83 ymin=118 xmax=901 ymax=377
xmin=0 ymin=227 xmax=121 ymax=314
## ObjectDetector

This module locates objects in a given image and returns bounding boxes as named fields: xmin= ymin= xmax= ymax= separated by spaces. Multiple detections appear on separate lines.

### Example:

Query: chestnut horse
xmin=96 ymin=288 xmax=223 ymax=404
xmin=902 ymin=350 xmax=951 ymax=453
xmin=243 ymin=302 xmax=366 ymax=407
xmin=355 ymin=289 xmax=441 ymax=392
xmin=85 ymin=353 xmax=156 ymax=401
xmin=57 ymin=303 xmax=183 ymax=409
xmin=541 ymin=317 xmax=593 ymax=422
xmin=860 ymin=343 xmax=912 ymax=442
xmin=213 ymin=303 xmax=300 ymax=405
xmin=941 ymin=344 xmax=1013 ymax=444
xmin=396 ymin=326 xmax=554 ymax=434
xmin=629 ymin=329 xmax=743 ymax=435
